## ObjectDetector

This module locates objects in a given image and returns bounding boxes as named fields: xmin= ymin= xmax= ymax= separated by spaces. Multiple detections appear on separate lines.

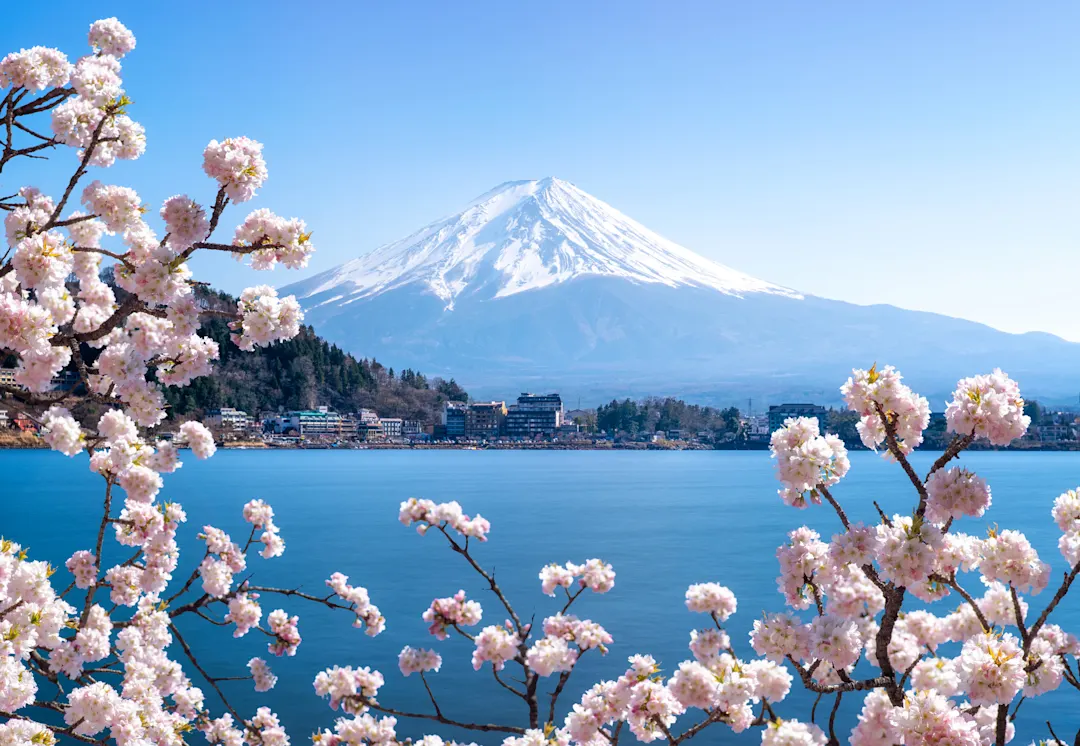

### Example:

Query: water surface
xmin=3 ymin=450 xmax=1079 ymax=743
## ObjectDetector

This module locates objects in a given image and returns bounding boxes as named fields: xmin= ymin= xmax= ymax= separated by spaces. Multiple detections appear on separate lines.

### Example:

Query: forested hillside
xmin=161 ymin=289 xmax=468 ymax=420
xmin=3 ymin=281 xmax=469 ymax=423
xmin=163 ymin=318 xmax=468 ymax=422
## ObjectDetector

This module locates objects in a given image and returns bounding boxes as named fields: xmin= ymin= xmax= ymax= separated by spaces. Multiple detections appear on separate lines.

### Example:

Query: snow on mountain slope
xmin=288 ymin=177 xmax=801 ymax=310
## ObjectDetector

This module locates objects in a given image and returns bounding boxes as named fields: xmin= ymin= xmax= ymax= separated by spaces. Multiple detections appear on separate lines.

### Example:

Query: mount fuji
xmin=281 ymin=178 xmax=1080 ymax=405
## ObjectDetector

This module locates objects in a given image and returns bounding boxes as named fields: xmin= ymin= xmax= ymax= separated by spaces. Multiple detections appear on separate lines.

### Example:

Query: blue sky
xmin=5 ymin=2 xmax=1080 ymax=338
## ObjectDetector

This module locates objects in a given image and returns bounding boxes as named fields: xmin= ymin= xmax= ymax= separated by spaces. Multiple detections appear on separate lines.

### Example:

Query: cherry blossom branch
xmin=1025 ymin=562 xmax=1080 ymax=646
xmin=670 ymin=710 xmax=732 ymax=744
xmin=492 ymin=667 xmax=526 ymax=699
xmin=816 ymin=485 xmax=850 ymax=531
xmin=53 ymin=294 xmax=146 ymax=345
xmin=995 ymin=703 xmax=1008 ymax=746
xmin=827 ymin=693 xmax=842 ymax=746
xmin=1008 ymin=695 xmax=1025 ymax=722
xmin=560 ymin=585 xmax=586 ymax=614
xmin=11 ymin=86 xmax=73 ymax=117
xmin=12 ymin=118 xmax=57 ymax=142
xmin=436 ymin=525 xmax=524 ymax=633
xmin=786 ymin=655 xmax=891 ymax=695
xmin=72 ymin=245 xmax=134 ymax=268
xmin=1060 ymin=657 xmax=1080 ymax=691
xmin=168 ymin=622 xmax=244 ymax=722
xmin=45 ymin=107 xmax=114 ymax=229
xmin=872 ymin=501 xmax=891 ymax=525
xmin=1009 ymin=585 xmax=1029 ymax=645
xmin=419 ymin=672 xmax=442 ymax=717
xmin=651 ymin=714 xmax=677 ymax=745
xmin=873 ymin=585 xmax=906 ymax=705
xmin=874 ymin=403 xmax=929 ymax=513
xmin=359 ymin=698 xmax=526 ymax=735
xmin=80 ymin=479 xmax=115 ymax=625
xmin=926 ymin=433 xmax=975 ymax=480
xmin=932 ymin=573 xmax=991 ymax=632
xmin=206 ymin=187 xmax=229 ymax=238
xmin=547 ymin=649 xmax=585 ymax=724
xmin=244 ymin=585 xmax=355 ymax=613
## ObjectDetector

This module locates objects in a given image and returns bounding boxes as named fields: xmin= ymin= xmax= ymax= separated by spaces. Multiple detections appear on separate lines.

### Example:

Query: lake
xmin=3 ymin=449 xmax=1080 ymax=744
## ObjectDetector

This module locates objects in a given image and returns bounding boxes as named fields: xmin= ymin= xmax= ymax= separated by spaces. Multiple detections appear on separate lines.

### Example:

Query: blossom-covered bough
xmin=4 ymin=20 xmax=1080 ymax=746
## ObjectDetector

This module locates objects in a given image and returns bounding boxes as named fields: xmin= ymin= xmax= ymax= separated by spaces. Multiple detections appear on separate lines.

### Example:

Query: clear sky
xmin=6 ymin=2 xmax=1080 ymax=338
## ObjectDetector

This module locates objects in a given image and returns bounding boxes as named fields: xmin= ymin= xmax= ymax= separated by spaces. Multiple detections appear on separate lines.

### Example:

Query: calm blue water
xmin=3 ymin=450 xmax=1080 ymax=744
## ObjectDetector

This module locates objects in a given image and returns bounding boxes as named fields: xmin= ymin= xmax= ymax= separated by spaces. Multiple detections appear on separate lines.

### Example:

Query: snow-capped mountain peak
xmin=287 ymin=177 xmax=802 ymax=310
xmin=279 ymin=178 xmax=1080 ymax=404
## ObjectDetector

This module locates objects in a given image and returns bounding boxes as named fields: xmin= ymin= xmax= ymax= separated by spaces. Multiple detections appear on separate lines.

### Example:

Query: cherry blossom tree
xmin=3 ymin=18 xmax=1080 ymax=746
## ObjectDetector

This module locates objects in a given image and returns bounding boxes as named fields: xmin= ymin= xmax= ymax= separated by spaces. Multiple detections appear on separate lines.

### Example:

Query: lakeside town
xmin=4 ymin=368 xmax=1080 ymax=451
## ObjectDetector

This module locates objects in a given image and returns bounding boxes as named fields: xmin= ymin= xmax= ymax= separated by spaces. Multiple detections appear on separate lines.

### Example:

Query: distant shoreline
xmin=5 ymin=438 xmax=1080 ymax=453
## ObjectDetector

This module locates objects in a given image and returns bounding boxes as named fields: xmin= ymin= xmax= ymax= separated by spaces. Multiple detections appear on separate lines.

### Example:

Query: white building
xmin=205 ymin=407 xmax=252 ymax=431
xmin=747 ymin=414 xmax=770 ymax=440
xmin=381 ymin=418 xmax=404 ymax=439
xmin=273 ymin=407 xmax=357 ymax=438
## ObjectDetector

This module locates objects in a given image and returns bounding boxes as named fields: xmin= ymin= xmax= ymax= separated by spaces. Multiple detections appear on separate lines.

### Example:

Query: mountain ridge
xmin=280 ymin=179 xmax=1080 ymax=405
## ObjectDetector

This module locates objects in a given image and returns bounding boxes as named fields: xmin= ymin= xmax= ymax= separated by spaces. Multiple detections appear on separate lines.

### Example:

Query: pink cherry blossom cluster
xmin=326 ymin=572 xmax=386 ymax=636
xmin=161 ymin=195 xmax=210 ymax=251
xmin=399 ymin=497 xmax=492 ymax=541
xmin=472 ymin=624 xmax=521 ymax=671
xmin=266 ymin=609 xmax=301 ymax=657
xmin=543 ymin=613 xmax=613 ymax=652
xmin=313 ymin=665 xmax=385 ymax=714
xmin=52 ymin=96 xmax=145 ymax=166
xmin=422 ymin=590 xmax=483 ymax=639
xmin=689 ymin=626 xmax=730 ymax=663
xmin=180 ymin=421 xmax=217 ymax=458
xmin=841 ymin=364 xmax=931 ymax=455
xmin=562 ymin=645 xmax=794 ymax=745
xmin=1053 ymin=489 xmax=1080 ymax=566
xmin=1 ymin=45 xmax=72 ymax=91
xmin=978 ymin=528 xmax=1050 ymax=594
xmin=248 ymin=707 xmax=289 ymax=746
xmin=398 ymin=646 xmax=442 ymax=676
xmin=539 ymin=559 xmax=616 ymax=596
xmin=242 ymin=498 xmax=286 ymax=558
xmin=685 ymin=582 xmax=738 ymax=620
xmin=314 ymin=712 xmax=399 ymax=746
xmin=88 ymin=17 xmax=137 ymax=57
xmin=526 ymin=635 xmax=578 ymax=677
xmin=945 ymin=369 xmax=1031 ymax=445
xmin=226 ymin=592 xmax=263 ymax=637
xmin=751 ymin=613 xmax=810 ymax=661
xmin=70 ymin=54 xmax=124 ymax=107
xmin=762 ymin=720 xmax=826 ymax=746
xmin=202 ymin=136 xmax=268 ymax=202
xmin=229 ymin=285 xmax=303 ymax=352
xmin=233 ymin=208 xmax=315 ymax=270
xmin=925 ymin=466 xmax=992 ymax=523
xmin=249 ymin=657 xmax=278 ymax=692
xmin=41 ymin=404 xmax=85 ymax=456
xmin=769 ymin=416 xmax=849 ymax=507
